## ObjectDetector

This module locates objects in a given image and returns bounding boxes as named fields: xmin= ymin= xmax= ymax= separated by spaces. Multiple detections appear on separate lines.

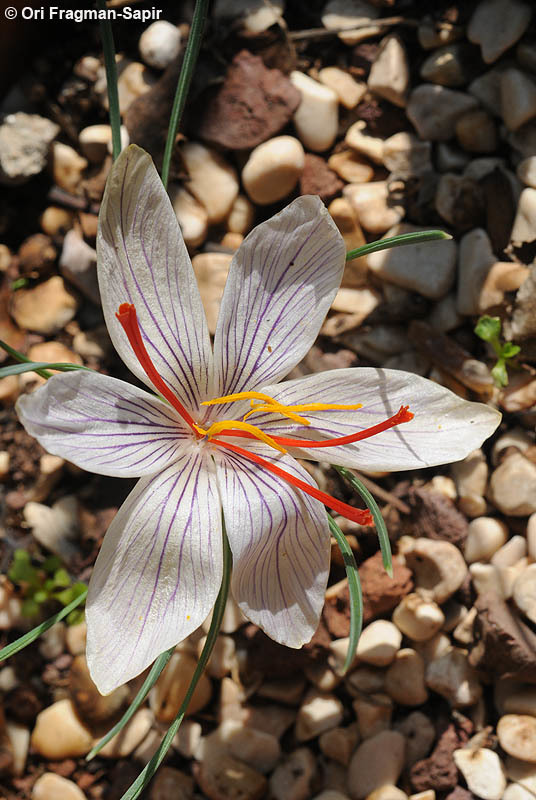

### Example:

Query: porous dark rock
xmin=410 ymin=717 xmax=473 ymax=793
xmin=299 ymin=154 xmax=344 ymax=202
xmin=401 ymin=486 xmax=469 ymax=549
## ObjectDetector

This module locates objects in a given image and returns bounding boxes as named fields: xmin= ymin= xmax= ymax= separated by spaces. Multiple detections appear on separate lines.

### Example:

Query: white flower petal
xmin=16 ymin=370 xmax=189 ymax=477
xmin=255 ymin=367 xmax=502 ymax=471
xmin=86 ymin=449 xmax=222 ymax=694
xmin=212 ymin=196 xmax=345 ymax=400
xmin=213 ymin=441 xmax=330 ymax=648
xmin=97 ymin=145 xmax=213 ymax=414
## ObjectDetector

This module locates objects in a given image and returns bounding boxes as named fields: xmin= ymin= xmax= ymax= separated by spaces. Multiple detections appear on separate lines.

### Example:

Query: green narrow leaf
xmin=346 ymin=230 xmax=451 ymax=262
xmin=0 ymin=361 xmax=92 ymax=379
xmin=0 ymin=339 xmax=53 ymax=379
xmin=120 ymin=527 xmax=232 ymax=800
xmin=98 ymin=0 xmax=122 ymax=160
xmin=328 ymin=515 xmax=363 ymax=673
xmin=161 ymin=0 xmax=210 ymax=189
xmin=0 ymin=588 xmax=87 ymax=662
xmin=87 ymin=646 xmax=175 ymax=760
xmin=334 ymin=466 xmax=393 ymax=578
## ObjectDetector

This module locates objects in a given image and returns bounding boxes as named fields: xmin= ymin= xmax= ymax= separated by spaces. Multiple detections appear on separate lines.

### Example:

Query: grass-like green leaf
xmin=328 ymin=515 xmax=363 ymax=672
xmin=334 ymin=466 xmax=393 ymax=578
xmin=161 ymin=0 xmax=210 ymax=189
xmin=97 ymin=0 xmax=122 ymax=160
xmin=0 ymin=362 xmax=92 ymax=379
xmin=346 ymin=230 xmax=451 ymax=262
xmin=87 ymin=646 xmax=175 ymax=760
xmin=0 ymin=588 xmax=87 ymax=662
xmin=120 ymin=528 xmax=232 ymax=800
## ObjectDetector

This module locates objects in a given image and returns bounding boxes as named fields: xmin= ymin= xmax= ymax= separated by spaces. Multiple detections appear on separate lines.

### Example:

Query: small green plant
xmin=8 ymin=550 xmax=86 ymax=624
xmin=475 ymin=315 xmax=520 ymax=388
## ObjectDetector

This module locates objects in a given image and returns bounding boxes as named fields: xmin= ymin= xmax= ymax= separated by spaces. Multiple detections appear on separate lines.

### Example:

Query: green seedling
xmin=8 ymin=550 xmax=86 ymax=624
xmin=475 ymin=315 xmax=520 ymax=388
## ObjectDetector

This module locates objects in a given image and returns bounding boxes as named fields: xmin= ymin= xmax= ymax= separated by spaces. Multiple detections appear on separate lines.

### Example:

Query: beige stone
xmin=353 ymin=693 xmax=393 ymax=740
xmin=31 ymin=699 xmax=93 ymax=759
xmin=403 ymin=538 xmax=468 ymax=603
xmin=182 ymin=142 xmax=239 ymax=224
xmin=319 ymin=67 xmax=367 ymax=109
xmin=356 ymin=620 xmax=401 ymax=666
xmin=192 ymin=252 xmax=231 ymax=335
xmin=32 ymin=773 xmax=86 ymax=800
xmin=345 ymin=120 xmax=384 ymax=164
xmin=11 ymin=276 xmax=78 ymax=334
xmin=513 ymin=564 xmax=536 ymax=624
xmin=464 ymin=517 xmax=508 ymax=563
xmin=490 ymin=453 xmax=536 ymax=516
xmin=321 ymin=0 xmax=381 ymax=46
xmin=453 ymin=748 xmax=506 ymax=800
xmin=242 ymin=135 xmax=304 ymax=205
xmin=498 ymin=715 xmax=536 ymax=762
xmin=392 ymin=594 xmax=444 ymax=642
xmin=384 ymin=649 xmax=428 ymax=705
xmin=511 ymin=188 xmax=536 ymax=245
xmin=343 ymin=181 xmax=404 ymax=234
xmin=139 ymin=20 xmax=181 ymax=70
xmin=226 ymin=194 xmax=255 ymax=235
xmin=328 ymin=150 xmax=374 ymax=184
xmin=348 ymin=730 xmax=406 ymax=800
xmin=50 ymin=143 xmax=87 ymax=194
xmin=295 ymin=689 xmax=344 ymax=742
xmin=170 ymin=186 xmax=208 ymax=250
xmin=368 ymin=35 xmax=409 ymax=107
xmin=426 ymin=648 xmax=482 ymax=707
xmin=98 ymin=709 xmax=153 ymax=758
xmin=151 ymin=652 xmax=212 ymax=722
xmin=291 ymin=71 xmax=339 ymax=152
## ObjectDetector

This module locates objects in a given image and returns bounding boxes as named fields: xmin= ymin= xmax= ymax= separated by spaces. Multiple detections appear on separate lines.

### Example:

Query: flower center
xmin=116 ymin=302 xmax=414 ymax=528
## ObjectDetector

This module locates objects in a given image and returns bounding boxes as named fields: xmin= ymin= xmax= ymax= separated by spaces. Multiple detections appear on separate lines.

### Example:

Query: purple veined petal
xmin=86 ymin=449 xmax=222 ymax=694
xmin=97 ymin=145 xmax=214 ymax=415
xmin=16 ymin=370 xmax=191 ymax=478
xmin=210 ymin=196 xmax=346 ymax=406
xmin=253 ymin=367 xmax=502 ymax=471
xmin=213 ymin=440 xmax=330 ymax=648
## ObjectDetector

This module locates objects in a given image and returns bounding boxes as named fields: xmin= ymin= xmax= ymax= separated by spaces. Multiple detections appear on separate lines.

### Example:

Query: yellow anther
xmin=204 ymin=420 xmax=287 ymax=453
xmin=201 ymin=391 xmax=277 ymax=406
xmin=243 ymin=403 xmax=311 ymax=425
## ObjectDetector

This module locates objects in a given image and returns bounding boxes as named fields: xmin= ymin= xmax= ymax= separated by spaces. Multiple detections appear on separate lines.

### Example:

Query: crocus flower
xmin=16 ymin=145 xmax=500 ymax=694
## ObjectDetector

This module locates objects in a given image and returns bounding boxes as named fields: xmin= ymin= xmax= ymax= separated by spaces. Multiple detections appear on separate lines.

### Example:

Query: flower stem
xmin=346 ymin=230 xmax=451 ymax=262
xmin=328 ymin=515 xmax=363 ymax=673
xmin=161 ymin=0 xmax=210 ymax=189
xmin=119 ymin=524 xmax=232 ymax=800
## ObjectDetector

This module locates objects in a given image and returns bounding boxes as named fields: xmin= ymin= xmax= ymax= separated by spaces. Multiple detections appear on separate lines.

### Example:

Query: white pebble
xmin=356 ymin=620 xmax=401 ymax=666
xmin=295 ymin=690 xmax=344 ymax=742
xmin=139 ymin=21 xmax=181 ymax=70
xmin=453 ymin=747 xmax=506 ymax=800
xmin=242 ymin=135 xmax=305 ymax=205
xmin=368 ymin=35 xmax=409 ymax=108
xmin=182 ymin=142 xmax=239 ymax=224
xmin=290 ymin=71 xmax=339 ymax=152
xmin=392 ymin=594 xmax=445 ymax=642
xmin=501 ymin=68 xmax=536 ymax=132
xmin=318 ymin=67 xmax=366 ymax=109
xmin=170 ymin=186 xmax=208 ymax=250
xmin=465 ymin=517 xmax=509 ymax=563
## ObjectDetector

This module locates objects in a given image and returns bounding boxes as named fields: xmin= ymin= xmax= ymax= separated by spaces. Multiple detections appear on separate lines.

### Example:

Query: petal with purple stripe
xmin=97 ymin=145 xmax=213 ymax=414
xmin=16 ymin=370 xmax=190 ymax=477
xmin=213 ymin=441 xmax=330 ymax=648
xmin=86 ymin=449 xmax=222 ymax=694
xmin=211 ymin=196 xmax=346 ymax=403
xmin=254 ymin=368 xmax=502 ymax=471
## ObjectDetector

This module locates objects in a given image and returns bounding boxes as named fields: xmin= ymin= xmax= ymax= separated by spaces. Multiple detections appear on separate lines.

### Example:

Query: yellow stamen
xmin=201 ymin=391 xmax=279 ymax=406
xmin=198 ymin=420 xmax=287 ymax=454
xmin=243 ymin=403 xmax=311 ymax=425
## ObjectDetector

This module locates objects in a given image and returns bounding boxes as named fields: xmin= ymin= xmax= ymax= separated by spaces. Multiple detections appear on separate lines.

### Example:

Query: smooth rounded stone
xmin=226 ymin=194 xmax=255 ymax=235
xmin=501 ymin=69 xmax=536 ymax=131
xmin=392 ymin=594 xmax=445 ymax=642
xmin=413 ymin=632 xmax=452 ymax=665
xmin=505 ymin=756 xmax=536 ymax=794
xmin=0 ymin=451 xmax=9 ymax=480
xmin=31 ymin=699 xmax=93 ymax=759
xmin=39 ymin=621 xmax=66 ymax=660
xmin=32 ymin=773 xmax=86 ymax=800
xmin=102 ymin=60 xmax=157 ymax=113
xmin=65 ymin=622 xmax=86 ymax=656
xmin=213 ymin=0 xmax=284 ymax=33
xmin=170 ymin=186 xmax=208 ymax=250
xmin=469 ymin=68 xmax=504 ymax=115
xmin=72 ymin=327 xmax=111 ymax=361
xmin=511 ymin=187 xmax=536 ymax=244
xmin=202 ymin=719 xmax=281 ymax=773
xmin=352 ymin=693 xmax=393 ymax=740
xmin=498 ymin=715 xmax=536 ymax=762
xmin=467 ymin=0 xmax=531 ymax=63
xmin=319 ymin=726 xmax=359 ymax=766
xmin=368 ymin=35 xmax=410 ymax=108
xmin=503 ymin=784 xmax=536 ymax=800
xmin=426 ymin=293 xmax=463 ymax=334
xmin=384 ymin=649 xmax=428 ymax=706
xmin=395 ymin=712 xmax=435 ymax=768
xmin=345 ymin=667 xmax=385 ymax=698
xmin=192 ymin=253 xmax=231 ymax=335
xmin=345 ymin=121 xmax=385 ymax=164
xmin=491 ymin=536 xmax=527 ymax=568
xmin=23 ymin=495 xmax=78 ymax=562
xmin=198 ymin=634 xmax=236 ymax=680
xmin=328 ymin=151 xmax=374 ymax=185
xmin=451 ymin=448 xmax=488 ymax=500
xmin=0 ymin=375 xmax=19 ymax=408
xmin=6 ymin=721 xmax=29 ymax=777
xmin=69 ymin=655 xmax=129 ymax=726
xmin=453 ymin=748 xmax=506 ymax=800
xmin=11 ymin=275 xmax=78 ymax=335
xmin=182 ymin=142 xmax=238 ymax=224
xmin=321 ymin=0 xmax=381 ymax=46
xmin=420 ymin=43 xmax=478 ymax=87
xmin=418 ymin=17 xmax=464 ymax=49
xmin=139 ymin=20 xmax=181 ymax=69
xmin=150 ymin=766 xmax=194 ymax=800
xmin=242 ymin=135 xmax=304 ymax=205
xmin=407 ymin=84 xmax=478 ymax=141
xmin=453 ymin=605 xmax=477 ymax=645
xmin=513 ymin=563 xmax=536 ymax=624
xmin=455 ymin=110 xmax=497 ymax=153
xmin=343 ymin=182 xmax=404 ymax=234
xmin=464 ymin=517 xmax=508 ymax=563
xmin=290 ymin=71 xmax=338 ymax=152
xmin=79 ymin=124 xmax=127 ymax=164
xmin=59 ymin=228 xmax=99 ymax=304
xmin=366 ymin=223 xmax=456 ymax=300
xmin=97 ymin=709 xmax=153 ymax=758
xmin=456 ymin=229 xmax=496 ymax=316
xmin=490 ymin=453 xmax=536 ymax=516
xmin=479 ymin=261 xmax=529 ymax=311
xmin=382 ymin=132 xmax=432 ymax=177
xmin=198 ymin=751 xmax=267 ymax=800
xmin=328 ymin=286 xmax=380 ymax=325
xmin=348 ymin=730 xmax=406 ymax=800
xmin=470 ymin=562 xmax=507 ymax=598
xmin=40 ymin=206 xmax=74 ymax=237
xmin=356 ymin=620 xmax=401 ymax=667
xmin=151 ymin=652 xmax=212 ymax=723
xmin=270 ymin=747 xmax=316 ymax=800
xmin=504 ymin=687 xmax=536 ymax=717
xmin=425 ymin=648 xmax=482 ymax=707
xmin=368 ymin=788 xmax=407 ymax=800
xmin=50 ymin=142 xmax=87 ymax=194
xmin=318 ymin=67 xmax=367 ymax=109
xmin=0 ymin=113 xmax=59 ymax=186
xmin=436 ymin=142 xmax=470 ymax=172
xmin=434 ymin=172 xmax=483 ymax=229
xmin=508 ymin=121 xmax=536 ymax=159
xmin=517 ymin=157 xmax=536 ymax=188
